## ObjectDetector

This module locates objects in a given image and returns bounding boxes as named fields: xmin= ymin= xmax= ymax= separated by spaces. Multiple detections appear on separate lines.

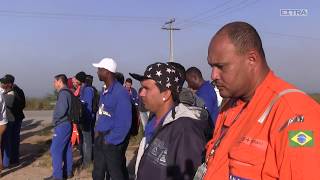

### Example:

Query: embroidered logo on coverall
xmin=289 ymin=130 xmax=314 ymax=147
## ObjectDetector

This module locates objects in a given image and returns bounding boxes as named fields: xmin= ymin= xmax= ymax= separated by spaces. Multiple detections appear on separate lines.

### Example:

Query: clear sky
xmin=0 ymin=0 xmax=319 ymax=97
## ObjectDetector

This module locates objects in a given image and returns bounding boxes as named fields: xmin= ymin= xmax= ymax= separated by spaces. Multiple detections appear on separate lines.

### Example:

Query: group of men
xmin=0 ymin=74 xmax=25 ymax=173
xmin=48 ymin=70 xmax=100 ymax=179
xmin=46 ymin=21 xmax=320 ymax=180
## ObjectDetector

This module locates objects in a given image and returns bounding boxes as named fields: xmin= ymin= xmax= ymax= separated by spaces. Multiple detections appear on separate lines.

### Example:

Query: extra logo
xmin=289 ymin=130 xmax=314 ymax=147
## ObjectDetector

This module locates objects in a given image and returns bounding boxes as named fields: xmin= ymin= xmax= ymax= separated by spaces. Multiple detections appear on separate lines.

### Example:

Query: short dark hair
xmin=85 ymin=75 xmax=93 ymax=86
xmin=186 ymin=67 xmax=203 ymax=79
xmin=75 ymin=71 xmax=86 ymax=83
xmin=125 ymin=78 xmax=133 ymax=84
xmin=216 ymin=21 xmax=265 ymax=59
xmin=54 ymin=74 xmax=68 ymax=85
xmin=115 ymin=72 xmax=124 ymax=85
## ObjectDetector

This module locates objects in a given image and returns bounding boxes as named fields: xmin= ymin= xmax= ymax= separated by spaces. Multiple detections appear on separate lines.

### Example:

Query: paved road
xmin=24 ymin=110 xmax=53 ymax=125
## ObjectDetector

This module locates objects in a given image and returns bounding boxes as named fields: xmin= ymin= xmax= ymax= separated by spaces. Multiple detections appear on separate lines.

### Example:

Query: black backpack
xmin=60 ymin=89 xmax=83 ymax=124
xmin=130 ymin=104 xmax=140 ymax=136
xmin=11 ymin=85 xmax=26 ymax=119
xmin=91 ymin=86 xmax=100 ymax=113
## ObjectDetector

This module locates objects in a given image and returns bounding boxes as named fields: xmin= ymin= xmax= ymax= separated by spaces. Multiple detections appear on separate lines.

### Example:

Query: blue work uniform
xmin=50 ymin=87 xmax=73 ymax=179
xmin=95 ymin=81 xmax=132 ymax=145
xmin=196 ymin=81 xmax=219 ymax=127
xmin=93 ymin=80 xmax=132 ymax=180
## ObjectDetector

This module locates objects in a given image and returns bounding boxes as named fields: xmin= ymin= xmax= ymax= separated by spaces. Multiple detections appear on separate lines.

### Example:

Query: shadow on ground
xmin=0 ymin=119 xmax=52 ymax=178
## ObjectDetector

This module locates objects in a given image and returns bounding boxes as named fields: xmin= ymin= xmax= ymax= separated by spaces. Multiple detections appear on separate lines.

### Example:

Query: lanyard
xmin=205 ymin=100 xmax=249 ymax=164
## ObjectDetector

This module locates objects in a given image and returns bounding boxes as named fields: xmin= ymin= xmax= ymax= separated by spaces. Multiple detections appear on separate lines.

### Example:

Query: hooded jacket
xmin=136 ymin=103 xmax=209 ymax=180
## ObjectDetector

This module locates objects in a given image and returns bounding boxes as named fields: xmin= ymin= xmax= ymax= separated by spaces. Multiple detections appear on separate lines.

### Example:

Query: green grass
xmin=309 ymin=93 xmax=320 ymax=103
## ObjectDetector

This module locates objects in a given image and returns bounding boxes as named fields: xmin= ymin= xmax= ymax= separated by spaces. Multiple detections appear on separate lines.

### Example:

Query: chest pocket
xmin=229 ymin=137 xmax=267 ymax=179
xmin=228 ymin=89 xmax=305 ymax=179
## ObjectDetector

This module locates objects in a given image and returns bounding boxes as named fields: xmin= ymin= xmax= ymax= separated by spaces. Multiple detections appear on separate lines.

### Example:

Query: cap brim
xmin=129 ymin=73 xmax=149 ymax=81
xmin=92 ymin=63 xmax=101 ymax=68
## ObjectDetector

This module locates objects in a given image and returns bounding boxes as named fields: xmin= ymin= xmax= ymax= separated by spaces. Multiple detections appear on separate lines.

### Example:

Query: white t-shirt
xmin=0 ymin=88 xmax=8 ymax=125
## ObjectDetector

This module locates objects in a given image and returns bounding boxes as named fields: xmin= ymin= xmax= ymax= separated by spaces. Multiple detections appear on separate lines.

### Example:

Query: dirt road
xmin=0 ymin=110 xmax=138 ymax=180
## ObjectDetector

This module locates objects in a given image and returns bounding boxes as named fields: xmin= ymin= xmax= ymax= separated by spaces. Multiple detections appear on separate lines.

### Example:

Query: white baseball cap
xmin=92 ymin=57 xmax=117 ymax=73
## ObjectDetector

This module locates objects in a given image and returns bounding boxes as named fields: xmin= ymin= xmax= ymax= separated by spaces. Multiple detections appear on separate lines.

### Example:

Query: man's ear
xmin=161 ymin=89 xmax=172 ymax=102
xmin=247 ymin=49 xmax=258 ymax=66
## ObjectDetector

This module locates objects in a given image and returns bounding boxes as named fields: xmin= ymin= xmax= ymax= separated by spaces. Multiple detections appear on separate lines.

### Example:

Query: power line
xmin=180 ymin=0 xmax=257 ymax=29
xmin=175 ymin=0 xmax=235 ymax=27
xmin=0 ymin=10 xmax=168 ymax=23
xmin=181 ymin=21 xmax=320 ymax=41
xmin=261 ymin=31 xmax=320 ymax=41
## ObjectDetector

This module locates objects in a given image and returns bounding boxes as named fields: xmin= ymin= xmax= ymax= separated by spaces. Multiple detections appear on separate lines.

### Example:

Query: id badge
xmin=193 ymin=163 xmax=207 ymax=180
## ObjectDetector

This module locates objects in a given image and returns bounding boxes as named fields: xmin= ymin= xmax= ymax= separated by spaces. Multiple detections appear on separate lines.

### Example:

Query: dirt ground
xmin=0 ymin=110 xmax=139 ymax=180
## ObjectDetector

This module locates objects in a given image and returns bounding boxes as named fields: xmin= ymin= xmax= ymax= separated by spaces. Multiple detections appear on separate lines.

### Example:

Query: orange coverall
xmin=204 ymin=71 xmax=320 ymax=180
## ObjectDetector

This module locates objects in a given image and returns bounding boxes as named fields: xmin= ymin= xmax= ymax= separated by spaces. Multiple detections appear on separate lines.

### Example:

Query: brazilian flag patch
xmin=289 ymin=130 xmax=314 ymax=147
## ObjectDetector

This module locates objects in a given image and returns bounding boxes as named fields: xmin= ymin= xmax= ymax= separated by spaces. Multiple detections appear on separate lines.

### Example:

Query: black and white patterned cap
xmin=129 ymin=62 xmax=182 ymax=93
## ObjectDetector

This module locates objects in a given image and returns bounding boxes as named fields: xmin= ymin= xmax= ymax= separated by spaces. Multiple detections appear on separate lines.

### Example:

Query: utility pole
xmin=162 ymin=18 xmax=180 ymax=62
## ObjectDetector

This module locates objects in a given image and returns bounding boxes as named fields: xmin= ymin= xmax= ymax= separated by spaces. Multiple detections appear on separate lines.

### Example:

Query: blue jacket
xmin=196 ymin=81 xmax=219 ymax=126
xmin=80 ymin=84 xmax=94 ymax=131
xmin=129 ymin=87 xmax=139 ymax=106
xmin=95 ymin=81 xmax=132 ymax=145
xmin=53 ymin=86 xmax=72 ymax=126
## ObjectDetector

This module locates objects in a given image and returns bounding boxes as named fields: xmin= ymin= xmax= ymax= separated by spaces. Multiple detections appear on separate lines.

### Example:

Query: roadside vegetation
xmin=25 ymin=93 xmax=57 ymax=110
xmin=25 ymin=92 xmax=320 ymax=111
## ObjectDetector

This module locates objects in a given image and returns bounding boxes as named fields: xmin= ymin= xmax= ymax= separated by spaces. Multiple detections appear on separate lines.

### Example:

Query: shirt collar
xmin=103 ymin=80 xmax=117 ymax=95
xmin=199 ymin=80 xmax=210 ymax=90
xmin=59 ymin=86 xmax=68 ymax=92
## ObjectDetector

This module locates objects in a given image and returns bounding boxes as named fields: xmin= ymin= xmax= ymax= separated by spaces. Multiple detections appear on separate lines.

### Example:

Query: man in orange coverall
xmin=196 ymin=21 xmax=320 ymax=180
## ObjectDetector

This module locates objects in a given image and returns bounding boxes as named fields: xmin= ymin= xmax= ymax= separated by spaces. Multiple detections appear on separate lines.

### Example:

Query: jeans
xmin=11 ymin=119 xmax=22 ymax=163
xmin=81 ymin=130 xmax=92 ymax=166
xmin=92 ymin=134 xmax=129 ymax=180
xmin=2 ymin=121 xmax=14 ymax=167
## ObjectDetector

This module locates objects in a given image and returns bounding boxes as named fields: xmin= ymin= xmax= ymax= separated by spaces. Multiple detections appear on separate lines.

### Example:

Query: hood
xmin=162 ymin=103 xmax=207 ymax=126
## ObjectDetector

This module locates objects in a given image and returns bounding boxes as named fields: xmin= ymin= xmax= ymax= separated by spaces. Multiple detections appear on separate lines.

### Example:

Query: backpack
xmin=60 ymin=89 xmax=83 ymax=124
xmin=130 ymin=104 xmax=140 ymax=136
xmin=91 ymin=86 xmax=100 ymax=113
xmin=12 ymin=85 xmax=26 ymax=118
xmin=179 ymin=88 xmax=213 ymax=141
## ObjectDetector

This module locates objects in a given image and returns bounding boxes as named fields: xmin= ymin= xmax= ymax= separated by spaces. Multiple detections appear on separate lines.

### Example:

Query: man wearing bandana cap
xmin=130 ymin=62 xmax=209 ymax=180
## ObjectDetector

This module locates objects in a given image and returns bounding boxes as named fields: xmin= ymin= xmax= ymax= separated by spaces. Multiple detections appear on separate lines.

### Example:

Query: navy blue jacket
xmin=137 ymin=104 xmax=209 ymax=180
xmin=53 ymin=86 xmax=72 ymax=126
xmin=95 ymin=81 xmax=132 ymax=145
xmin=196 ymin=81 xmax=219 ymax=126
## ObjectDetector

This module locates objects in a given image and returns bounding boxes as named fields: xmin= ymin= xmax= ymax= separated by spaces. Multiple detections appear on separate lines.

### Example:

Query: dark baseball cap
xmin=75 ymin=71 xmax=87 ymax=83
xmin=0 ymin=74 xmax=14 ymax=84
xmin=129 ymin=62 xmax=182 ymax=93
